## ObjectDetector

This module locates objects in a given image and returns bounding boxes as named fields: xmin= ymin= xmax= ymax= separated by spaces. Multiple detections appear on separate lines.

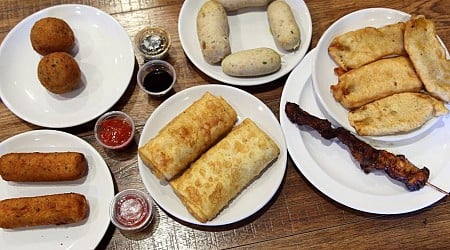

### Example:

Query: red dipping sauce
xmin=110 ymin=189 xmax=153 ymax=231
xmin=95 ymin=111 xmax=135 ymax=150
xmin=99 ymin=118 xmax=132 ymax=147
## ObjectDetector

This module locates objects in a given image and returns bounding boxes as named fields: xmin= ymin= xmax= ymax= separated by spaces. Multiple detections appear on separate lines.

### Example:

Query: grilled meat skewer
xmin=285 ymin=102 xmax=430 ymax=191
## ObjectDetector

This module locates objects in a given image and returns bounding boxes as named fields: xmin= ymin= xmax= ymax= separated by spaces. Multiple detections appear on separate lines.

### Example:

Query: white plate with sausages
xmin=0 ymin=4 xmax=134 ymax=128
xmin=0 ymin=130 xmax=114 ymax=249
xmin=178 ymin=0 xmax=312 ymax=86
xmin=280 ymin=49 xmax=449 ymax=214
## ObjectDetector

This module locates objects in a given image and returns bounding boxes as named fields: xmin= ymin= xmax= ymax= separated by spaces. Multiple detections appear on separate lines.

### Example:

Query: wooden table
xmin=1 ymin=0 xmax=449 ymax=249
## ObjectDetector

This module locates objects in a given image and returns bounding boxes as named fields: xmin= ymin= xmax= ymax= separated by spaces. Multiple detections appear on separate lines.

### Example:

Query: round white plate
xmin=138 ymin=84 xmax=287 ymax=226
xmin=178 ymin=0 xmax=312 ymax=86
xmin=280 ymin=48 xmax=449 ymax=214
xmin=0 ymin=4 xmax=135 ymax=128
xmin=312 ymin=8 xmax=445 ymax=142
xmin=0 ymin=130 xmax=114 ymax=249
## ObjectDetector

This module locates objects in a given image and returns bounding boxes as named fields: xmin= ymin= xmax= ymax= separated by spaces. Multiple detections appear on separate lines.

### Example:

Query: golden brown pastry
xmin=328 ymin=22 xmax=406 ymax=71
xmin=37 ymin=52 xmax=81 ymax=94
xmin=348 ymin=92 xmax=448 ymax=136
xmin=30 ymin=17 xmax=75 ymax=56
xmin=170 ymin=118 xmax=280 ymax=223
xmin=404 ymin=15 xmax=450 ymax=102
xmin=139 ymin=92 xmax=237 ymax=181
xmin=0 ymin=152 xmax=87 ymax=182
xmin=0 ymin=193 xmax=89 ymax=229
xmin=331 ymin=56 xmax=423 ymax=109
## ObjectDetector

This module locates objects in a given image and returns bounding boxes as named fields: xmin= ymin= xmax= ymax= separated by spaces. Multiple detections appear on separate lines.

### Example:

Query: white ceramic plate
xmin=312 ymin=8 xmax=446 ymax=142
xmin=0 ymin=4 xmax=135 ymax=128
xmin=178 ymin=0 xmax=312 ymax=86
xmin=0 ymin=130 xmax=114 ymax=249
xmin=280 ymin=48 xmax=449 ymax=214
xmin=138 ymin=85 xmax=287 ymax=226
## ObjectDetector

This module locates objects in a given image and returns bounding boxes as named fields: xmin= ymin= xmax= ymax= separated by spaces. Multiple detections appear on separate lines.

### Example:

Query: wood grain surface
xmin=0 ymin=0 xmax=449 ymax=249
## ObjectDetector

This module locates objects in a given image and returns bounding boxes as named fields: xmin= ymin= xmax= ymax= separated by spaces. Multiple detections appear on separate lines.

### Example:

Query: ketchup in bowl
xmin=95 ymin=111 xmax=135 ymax=150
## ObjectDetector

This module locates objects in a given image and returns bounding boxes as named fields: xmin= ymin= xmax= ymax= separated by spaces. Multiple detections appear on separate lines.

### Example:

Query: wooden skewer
xmin=427 ymin=182 xmax=449 ymax=196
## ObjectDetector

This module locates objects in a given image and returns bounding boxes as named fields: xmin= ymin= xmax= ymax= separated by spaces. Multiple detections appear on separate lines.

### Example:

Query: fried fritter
xmin=37 ymin=52 xmax=81 ymax=94
xmin=30 ymin=17 xmax=75 ymax=56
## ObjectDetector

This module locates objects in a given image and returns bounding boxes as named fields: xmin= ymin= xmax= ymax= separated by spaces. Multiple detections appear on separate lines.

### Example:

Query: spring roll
xmin=331 ymin=56 xmax=423 ymax=109
xmin=170 ymin=118 xmax=280 ymax=223
xmin=0 ymin=193 xmax=89 ymax=229
xmin=139 ymin=92 xmax=237 ymax=181
xmin=0 ymin=152 xmax=87 ymax=182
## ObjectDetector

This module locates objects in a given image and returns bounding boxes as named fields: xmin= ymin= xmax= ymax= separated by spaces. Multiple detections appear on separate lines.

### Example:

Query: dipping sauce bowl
xmin=110 ymin=189 xmax=154 ymax=232
xmin=137 ymin=60 xmax=176 ymax=97
xmin=94 ymin=111 xmax=135 ymax=150
xmin=134 ymin=27 xmax=171 ymax=60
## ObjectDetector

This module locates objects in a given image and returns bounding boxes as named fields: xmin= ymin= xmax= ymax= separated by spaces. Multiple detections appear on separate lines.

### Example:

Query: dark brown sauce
xmin=143 ymin=68 xmax=173 ymax=93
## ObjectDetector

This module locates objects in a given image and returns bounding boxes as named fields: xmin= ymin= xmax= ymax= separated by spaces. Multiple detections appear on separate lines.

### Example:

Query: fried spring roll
xmin=328 ymin=22 xmax=406 ymax=71
xmin=0 ymin=152 xmax=87 ymax=182
xmin=139 ymin=92 xmax=238 ymax=181
xmin=0 ymin=193 xmax=89 ymax=229
xmin=170 ymin=118 xmax=280 ymax=223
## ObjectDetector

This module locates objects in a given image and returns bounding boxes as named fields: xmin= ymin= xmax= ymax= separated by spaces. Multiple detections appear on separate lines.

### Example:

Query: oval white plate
xmin=0 ymin=130 xmax=114 ymax=249
xmin=138 ymin=84 xmax=287 ymax=226
xmin=280 ymin=48 xmax=449 ymax=214
xmin=0 ymin=4 xmax=135 ymax=128
xmin=312 ymin=8 xmax=446 ymax=142
xmin=178 ymin=0 xmax=312 ymax=86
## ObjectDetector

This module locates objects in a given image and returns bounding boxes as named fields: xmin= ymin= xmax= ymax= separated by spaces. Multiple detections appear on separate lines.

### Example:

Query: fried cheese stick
xmin=0 ymin=152 xmax=87 ymax=182
xmin=0 ymin=193 xmax=89 ymax=229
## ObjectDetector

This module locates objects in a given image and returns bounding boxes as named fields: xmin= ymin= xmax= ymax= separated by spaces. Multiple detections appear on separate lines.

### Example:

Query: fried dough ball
xmin=30 ymin=17 xmax=75 ymax=56
xmin=37 ymin=52 xmax=81 ymax=94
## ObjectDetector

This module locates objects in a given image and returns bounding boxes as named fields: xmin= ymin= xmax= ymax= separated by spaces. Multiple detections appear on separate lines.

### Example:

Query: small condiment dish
xmin=110 ymin=189 xmax=154 ymax=232
xmin=137 ymin=60 xmax=176 ymax=97
xmin=94 ymin=111 xmax=135 ymax=150
xmin=134 ymin=27 xmax=171 ymax=60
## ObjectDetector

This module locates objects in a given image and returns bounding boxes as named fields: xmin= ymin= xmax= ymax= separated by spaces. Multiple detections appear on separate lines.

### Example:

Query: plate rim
xmin=0 ymin=4 xmax=135 ymax=128
xmin=138 ymin=84 xmax=287 ymax=226
xmin=178 ymin=0 xmax=312 ymax=86
xmin=0 ymin=129 xmax=115 ymax=249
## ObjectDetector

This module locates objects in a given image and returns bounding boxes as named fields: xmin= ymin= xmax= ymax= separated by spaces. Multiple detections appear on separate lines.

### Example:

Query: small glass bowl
xmin=110 ymin=189 xmax=154 ymax=232
xmin=94 ymin=111 xmax=135 ymax=150
xmin=137 ymin=60 xmax=176 ymax=97
xmin=134 ymin=27 xmax=171 ymax=60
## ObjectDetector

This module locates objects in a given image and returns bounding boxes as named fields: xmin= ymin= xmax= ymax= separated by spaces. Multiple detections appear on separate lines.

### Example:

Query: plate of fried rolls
xmin=0 ymin=130 xmax=114 ymax=249
xmin=138 ymin=84 xmax=287 ymax=226
xmin=312 ymin=8 xmax=450 ymax=142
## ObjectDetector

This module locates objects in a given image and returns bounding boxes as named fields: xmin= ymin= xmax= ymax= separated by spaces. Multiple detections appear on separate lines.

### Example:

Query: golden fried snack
xmin=0 ymin=193 xmax=89 ymax=229
xmin=348 ymin=92 xmax=448 ymax=136
xmin=328 ymin=22 xmax=406 ymax=71
xmin=139 ymin=92 xmax=237 ymax=181
xmin=0 ymin=152 xmax=87 ymax=182
xmin=30 ymin=17 xmax=75 ymax=56
xmin=170 ymin=118 xmax=280 ymax=223
xmin=37 ymin=52 xmax=81 ymax=94
xmin=404 ymin=15 xmax=450 ymax=102
xmin=331 ymin=56 xmax=423 ymax=109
